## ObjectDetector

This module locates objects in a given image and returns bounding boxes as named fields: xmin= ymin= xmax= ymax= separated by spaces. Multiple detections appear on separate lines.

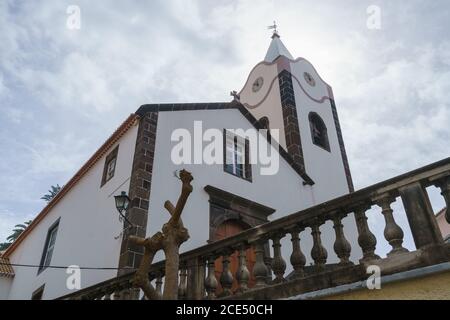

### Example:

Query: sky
xmin=0 ymin=0 xmax=449 ymax=255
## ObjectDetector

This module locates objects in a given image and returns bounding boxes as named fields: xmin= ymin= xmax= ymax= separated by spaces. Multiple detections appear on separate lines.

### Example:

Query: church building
xmin=0 ymin=30 xmax=360 ymax=299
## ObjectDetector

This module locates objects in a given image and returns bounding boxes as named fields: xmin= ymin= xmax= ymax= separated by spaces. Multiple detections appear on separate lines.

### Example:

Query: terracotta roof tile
xmin=0 ymin=257 xmax=15 ymax=277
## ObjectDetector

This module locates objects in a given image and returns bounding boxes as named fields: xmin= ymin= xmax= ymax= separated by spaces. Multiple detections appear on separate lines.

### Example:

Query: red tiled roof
xmin=3 ymin=114 xmax=139 ymax=258
xmin=0 ymin=257 xmax=15 ymax=278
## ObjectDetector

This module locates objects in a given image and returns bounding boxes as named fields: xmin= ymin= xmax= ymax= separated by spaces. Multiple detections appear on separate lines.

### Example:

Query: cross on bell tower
xmin=267 ymin=21 xmax=279 ymax=38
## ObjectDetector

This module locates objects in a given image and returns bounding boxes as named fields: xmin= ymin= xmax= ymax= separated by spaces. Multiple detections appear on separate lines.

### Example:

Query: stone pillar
xmin=434 ymin=176 xmax=450 ymax=224
xmin=186 ymin=257 xmax=205 ymax=300
xmin=399 ymin=182 xmax=444 ymax=248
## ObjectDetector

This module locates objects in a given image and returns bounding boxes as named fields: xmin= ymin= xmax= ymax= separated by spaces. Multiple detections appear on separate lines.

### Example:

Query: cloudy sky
xmin=0 ymin=0 xmax=449 ymax=254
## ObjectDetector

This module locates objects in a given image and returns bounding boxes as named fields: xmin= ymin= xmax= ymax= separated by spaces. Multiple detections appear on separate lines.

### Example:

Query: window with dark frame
xmin=223 ymin=130 xmax=252 ymax=181
xmin=31 ymin=285 xmax=45 ymax=300
xmin=38 ymin=220 xmax=60 ymax=274
xmin=101 ymin=145 xmax=119 ymax=187
xmin=308 ymin=112 xmax=330 ymax=152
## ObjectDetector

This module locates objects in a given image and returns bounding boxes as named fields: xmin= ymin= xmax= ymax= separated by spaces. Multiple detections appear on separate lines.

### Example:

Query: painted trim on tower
xmin=278 ymin=69 xmax=306 ymax=173
xmin=241 ymin=58 xmax=332 ymax=109
xmin=329 ymin=98 xmax=354 ymax=193
xmin=238 ymin=56 xmax=333 ymax=98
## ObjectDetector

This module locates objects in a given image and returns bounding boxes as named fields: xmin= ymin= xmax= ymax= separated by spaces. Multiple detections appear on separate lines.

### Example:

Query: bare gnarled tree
xmin=130 ymin=169 xmax=193 ymax=300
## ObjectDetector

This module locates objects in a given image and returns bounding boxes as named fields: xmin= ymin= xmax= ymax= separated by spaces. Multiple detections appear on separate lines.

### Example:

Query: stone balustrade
xmin=59 ymin=157 xmax=450 ymax=300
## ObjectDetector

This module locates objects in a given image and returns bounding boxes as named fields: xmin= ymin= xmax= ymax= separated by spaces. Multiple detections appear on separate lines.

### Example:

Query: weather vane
xmin=267 ymin=21 xmax=278 ymax=35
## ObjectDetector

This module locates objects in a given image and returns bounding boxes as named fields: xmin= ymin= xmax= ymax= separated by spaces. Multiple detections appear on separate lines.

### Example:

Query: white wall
xmin=0 ymin=278 xmax=12 ymax=300
xmin=5 ymin=123 xmax=138 ymax=300
xmin=290 ymin=59 xmax=351 ymax=202
xmin=238 ymin=62 xmax=287 ymax=148
xmin=147 ymin=109 xmax=361 ymax=266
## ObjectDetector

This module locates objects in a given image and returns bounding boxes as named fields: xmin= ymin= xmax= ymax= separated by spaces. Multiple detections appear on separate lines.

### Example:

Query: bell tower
xmin=238 ymin=30 xmax=354 ymax=200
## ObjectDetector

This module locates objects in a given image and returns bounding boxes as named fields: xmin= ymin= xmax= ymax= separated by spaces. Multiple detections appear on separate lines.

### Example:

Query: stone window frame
xmin=308 ymin=112 xmax=331 ymax=152
xmin=38 ymin=218 xmax=60 ymax=274
xmin=204 ymin=185 xmax=275 ymax=243
xmin=101 ymin=145 xmax=119 ymax=187
xmin=31 ymin=284 xmax=45 ymax=300
xmin=223 ymin=129 xmax=252 ymax=182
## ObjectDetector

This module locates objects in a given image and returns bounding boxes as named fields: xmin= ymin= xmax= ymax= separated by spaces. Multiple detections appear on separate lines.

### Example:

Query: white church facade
xmin=0 ymin=32 xmax=360 ymax=300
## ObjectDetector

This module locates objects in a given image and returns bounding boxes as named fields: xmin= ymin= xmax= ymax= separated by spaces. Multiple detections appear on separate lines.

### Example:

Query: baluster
xmin=204 ymin=256 xmax=218 ymax=299
xmin=264 ymin=255 xmax=273 ymax=284
xmin=253 ymin=241 xmax=269 ymax=288
xmin=235 ymin=245 xmax=250 ymax=293
xmin=178 ymin=267 xmax=187 ymax=300
xmin=354 ymin=205 xmax=380 ymax=262
xmin=332 ymin=213 xmax=353 ymax=266
xmin=113 ymin=290 xmax=121 ymax=300
xmin=310 ymin=220 xmax=328 ymax=270
xmin=290 ymin=226 xmax=306 ymax=278
xmin=155 ymin=273 xmax=163 ymax=299
xmin=103 ymin=291 xmax=111 ymax=300
xmin=271 ymin=233 xmax=287 ymax=283
xmin=219 ymin=251 xmax=234 ymax=296
xmin=121 ymin=288 xmax=130 ymax=300
xmin=435 ymin=177 xmax=450 ymax=224
xmin=376 ymin=196 xmax=408 ymax=256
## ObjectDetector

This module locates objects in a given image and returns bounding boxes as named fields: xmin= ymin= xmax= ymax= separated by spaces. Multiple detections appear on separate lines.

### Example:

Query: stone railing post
xmin=186 ymin=257 xmax=205 ymax=300
xmin=204 ymin=255 xmax=218 ymax=300
xmin=252 ymin=240 xmax=269 ymax=288
xmin=434 ymin=176 xmax=450 ymax=224
xmin=271 ymin=232 xmax=287 ymax=283
xmin=219 ymin=251 xmax=234 ymax=296
xmin=178 ymin=266 xmax=187 ymax=300
xmin=376 ymin=195 xmax=408 ymax=256
xmin=289 ymin=226 xmax=306 ymax=278
xmin=354 ymin=205 xmax=380 ymax=262
xmin=235 ymin=245 xmax=250 ymax=293
xmin=155 ymin=272 xmax=163 ymax=299
xmin=103 ymin=291 xmax=111 ymax=300
xmin=332 ymin=212 xmax=353 ymax=266
xmin=113 ymin=290 xmax=121 ymax=300
xmin=399 ymin=182 xmax=444 ymax=249
xmin=310 ymin=219 xmax=328 ymax=270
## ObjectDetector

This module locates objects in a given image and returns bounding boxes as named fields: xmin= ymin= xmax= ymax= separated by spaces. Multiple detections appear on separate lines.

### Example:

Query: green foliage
xmin=41 ymin=184 xmax=62 ymax=202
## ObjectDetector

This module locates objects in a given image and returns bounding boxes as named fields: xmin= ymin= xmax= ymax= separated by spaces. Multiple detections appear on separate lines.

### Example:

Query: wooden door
xmin=214 ymin=220 xmax=256 ymax=295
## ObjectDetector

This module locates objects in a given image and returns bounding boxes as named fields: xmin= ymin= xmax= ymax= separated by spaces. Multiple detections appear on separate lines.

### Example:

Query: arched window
xmin=309 ymin=112 xmax=330 ymax=152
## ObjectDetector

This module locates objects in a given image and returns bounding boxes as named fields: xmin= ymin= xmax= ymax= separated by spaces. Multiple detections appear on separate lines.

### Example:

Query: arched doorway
xmin=213 ymin=219 xmax=256 ymax=295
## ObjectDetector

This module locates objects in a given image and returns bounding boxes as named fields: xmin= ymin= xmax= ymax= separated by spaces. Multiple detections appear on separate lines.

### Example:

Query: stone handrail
xmin=59 ymin=157 xmax=450 ymax=300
